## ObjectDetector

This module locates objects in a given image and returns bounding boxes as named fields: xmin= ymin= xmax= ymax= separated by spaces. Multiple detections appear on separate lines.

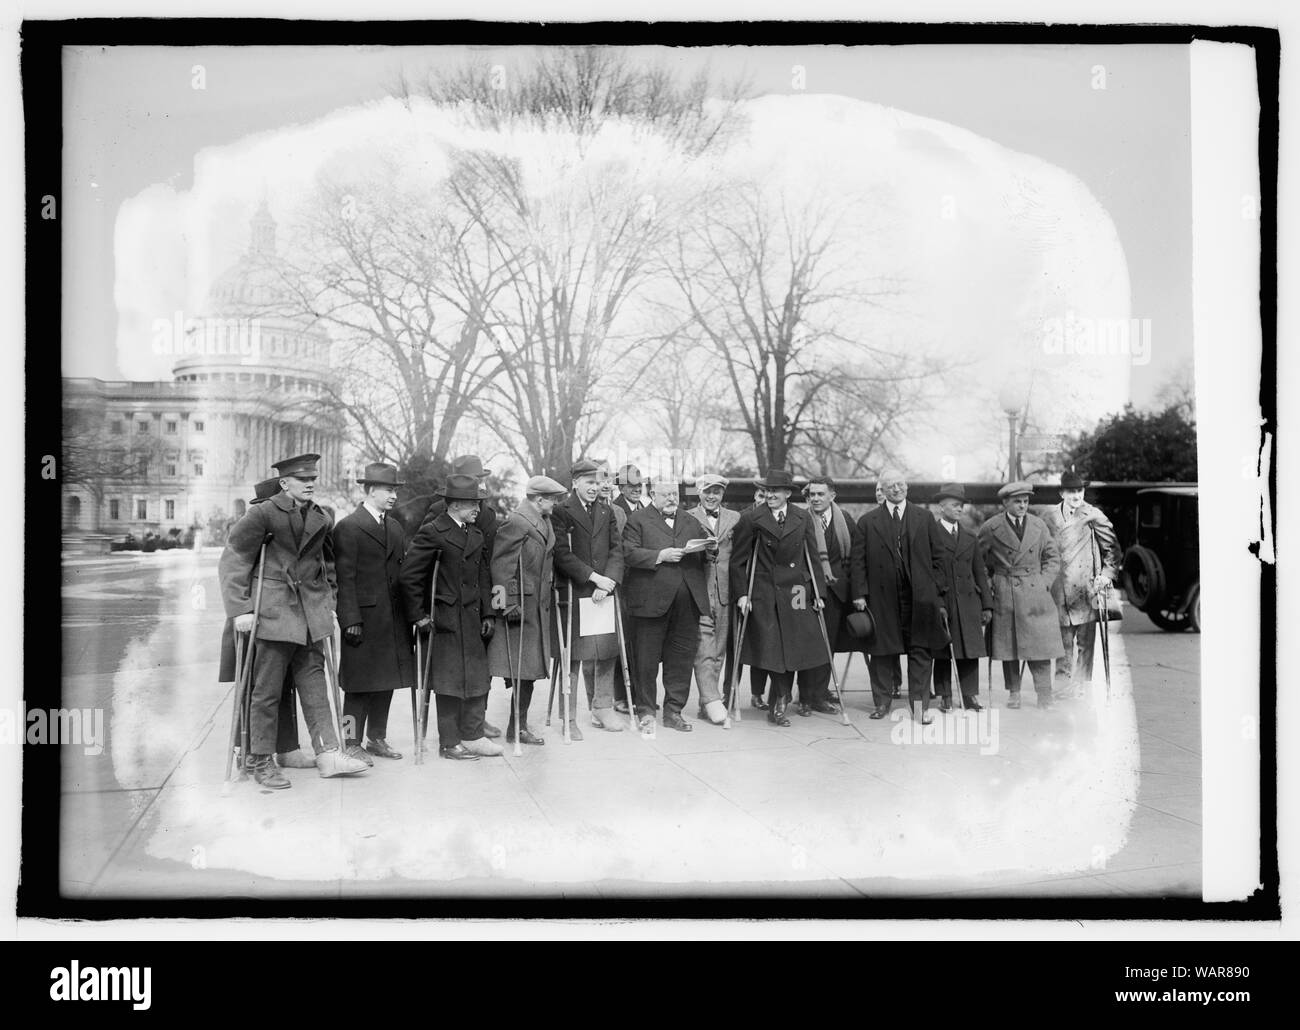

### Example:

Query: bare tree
xmin=664 ymin=181 xmax=940 ymax=473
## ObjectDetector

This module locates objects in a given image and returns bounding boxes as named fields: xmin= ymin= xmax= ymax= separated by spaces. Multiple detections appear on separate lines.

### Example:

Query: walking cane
xmin=420 ymin=551 xmax=442 ymax=757
xmin=804 ymin=544 xmax=852 ymax=727
xmin=413 ymin=630 xmax=425 ymax=764
xmin=223 ymin=537 xmax=268 ymax=789
xmin=612 ymin=589 xmax=637 ymax=732
xmin=1090 ymin=526 xmax=1113 ymax=702
xmin=725 ymin=537 xmax=760 ymax=728
xmin=546 ymin=602 xmax=559 ymax=727
xmin=508 ymin=550 xmax=524 ymax=757
xmin=562 ymin=569 xmax=574 ymax=744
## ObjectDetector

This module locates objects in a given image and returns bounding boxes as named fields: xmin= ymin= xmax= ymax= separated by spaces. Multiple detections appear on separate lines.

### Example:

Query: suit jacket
xmin=333 ymin=504 xmax=415 ymax=693
xmin=686 ymin=503 xmax=740 ymax=610
xmin=977 ymin=511 xmax=1065 ymax=661
xmin=849 ymin=500 xmax=949 ymax=655
xmin=398 ymin=512 xmax=492 ymax=697
xmin=729 ymin=504 xmax=830 ymax=672
xmin=1041 ymin=502 xmax=1121 ymax=625
xmin=486 ymin=498 xmax=555 ymax=680
xmin=622 ymin=505 xmax=711 ymax=618
xmin=934 ymin=518 xmax=991 ymax=660
xmin=219 ymin=491 xmax=336 ymax=645
xmin=551 ymin=495 xmax=624 ymax=660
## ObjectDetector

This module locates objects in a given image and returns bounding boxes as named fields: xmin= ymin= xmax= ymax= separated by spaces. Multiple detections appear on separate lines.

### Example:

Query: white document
xmin=578 ymin=595 xmax=617 ymax=637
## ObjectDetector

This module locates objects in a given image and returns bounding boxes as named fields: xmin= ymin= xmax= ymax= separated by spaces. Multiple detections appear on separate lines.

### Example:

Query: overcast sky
xmin=63 ymin=43 xmax=1191 ymax=406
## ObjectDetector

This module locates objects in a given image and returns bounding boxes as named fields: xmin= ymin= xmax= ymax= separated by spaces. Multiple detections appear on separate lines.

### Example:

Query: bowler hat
xmin=846 ymin=609 xmax=876 ymax=644
xmin=1060 ymin=470 xmax=1087 ymax=490
xmin=272 ymin=453 xmax=320 ymax=478
xmin=933 ymin=483 xmax=967 ymax=504
xmin=757 ymin=469 xmax=796 ymax=491
xmin=357 ymin=462 xmax=404 ymax=487
xmin=438 ymin=474 xmax=482 ymax=501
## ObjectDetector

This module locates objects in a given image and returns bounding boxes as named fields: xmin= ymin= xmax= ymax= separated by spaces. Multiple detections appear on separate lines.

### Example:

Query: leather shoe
xmin=365 ymin=738 xmax=403 ymax=760
xmin=797 ymin=702 xmax=813 ymax=718
xmin=869 ymin=707 xmax=890 ymax=720
xmin=662 ymin=712 xmax=693 ymax=732
xmin=939 ymin=697 xmax=952 ymax=713
xmin=809 ymin=699 xmax=840 ymax=715
xmin=750 ymin=695 xmax=769 ymax=711
xmin=251 ymin=755 xmax=291 ymax=789
xmin=507 ymin=727 xmax=545 ymax=746
xmin=768 ymin=701 xmax=791 ymax=727
xmin=344 ymin=743 xmax=375 ymax=767
xmin=962 ymin=697 xmax=983 ymax=712
xmin=916 ymin=709 xmax=934 ymax=726
xmin=891 ymin=687 xmax=902 ymax=699
xmin=439 ymin=744 xmax=480 ymax=761
xmin=482 ymin=720 xmax=503 ymax=739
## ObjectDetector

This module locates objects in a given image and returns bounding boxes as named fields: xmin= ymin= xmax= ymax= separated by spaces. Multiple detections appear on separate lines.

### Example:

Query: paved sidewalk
xmin=61 ymin=606 xmax=1201 ymax=900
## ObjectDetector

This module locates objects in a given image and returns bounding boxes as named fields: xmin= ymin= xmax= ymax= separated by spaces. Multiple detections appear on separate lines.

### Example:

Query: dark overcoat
xmin=849 ymin=502 xmax=949 ymax=655
xmin=399 ymin=513 xmax=491 ymax=699
xmin=551 ymin=495 xmax=625 ymax=661
xmin=729 ymin=505 xmax=830 ymax=673
xmin=421 ymin=497 xmax=498 ymax=555
xmin=621 ymin=506 xmax=711 ymax=618
xmin=218 ymin=491 xmax=336 ymax=644
xmin=934 ymin=520 xmax=992 ymax=660
xmin=334 ymin=505 xmax=416 ymax=694
xmin=978 ymin=512 xmax=1066 ymax=661
xmin=487 ymin=499 xmax=555 ymax=681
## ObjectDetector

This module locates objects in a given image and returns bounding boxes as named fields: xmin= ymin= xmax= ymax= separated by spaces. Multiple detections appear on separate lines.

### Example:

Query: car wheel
xmin=1149 ymin=606 xmax=1192 ymax=632
xmin=1122 ymin=545 xmax=1166 ymax=611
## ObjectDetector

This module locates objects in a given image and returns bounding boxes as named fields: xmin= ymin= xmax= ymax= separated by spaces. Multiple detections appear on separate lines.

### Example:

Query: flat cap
xmin=570 ymin=458 xmax=601 ymax=480
xmin=997 ymin=480 xmax=1035 ymax=500
xmin=526 ymin=475 xmax=567 ymax=497
xmin=695 ymin=473 xmax=730 ymax=492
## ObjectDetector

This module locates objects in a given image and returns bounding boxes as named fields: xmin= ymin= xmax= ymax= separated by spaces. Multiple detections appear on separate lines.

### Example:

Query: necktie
xmin=1013 ymin=516 xmax=1025 ymax=540
xmin=821 ymin=512 xmax=830 ymax=530
xmin=776 ymin=510 xmax=785 ymax=526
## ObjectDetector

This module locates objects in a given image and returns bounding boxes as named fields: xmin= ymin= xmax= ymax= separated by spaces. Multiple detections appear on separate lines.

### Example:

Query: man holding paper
xmin=622 ymin=482 xmax=715 ymax=732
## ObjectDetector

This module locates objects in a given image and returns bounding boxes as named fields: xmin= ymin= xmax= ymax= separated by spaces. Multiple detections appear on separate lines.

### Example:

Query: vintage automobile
xmin=1121 ymin=486 xmax=1200 ymax=632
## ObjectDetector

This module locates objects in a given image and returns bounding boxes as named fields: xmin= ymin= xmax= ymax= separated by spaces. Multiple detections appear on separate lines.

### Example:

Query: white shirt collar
xmin=942 ymin=518 xmax=958 ymax=533
xmin=772 ymin=504 xmax=788 ymax=519
xmin=362 ymin=499 xmax=386 ymax=524
xmin=888 ymin=500 xmax=906 ymax=517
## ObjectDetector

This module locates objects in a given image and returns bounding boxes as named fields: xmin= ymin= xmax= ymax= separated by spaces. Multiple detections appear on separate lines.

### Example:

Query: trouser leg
xmin=906 ymin=644 xmax=933 ymax=708
xmin=436 ymin=694 xmax=462 ymax=749
xmin=519 ymin=680 xmax=535 ymax=726
xmin=632 ymin=615 xmax=667 ymax=716
xmin=692 ymin=603 xmax=727 ymax=707
xmin=749 ymin=665 xmax=768 ymax=699
xmin=798 ymin=662 xmax=830 ymax=705
xmin=1028 ymin=660 xmax=1053 ymax=700
xmin=585 ymin=656 xmax=616 ymax=714
xmin=342 ymin=693 xmax=368 ymax=746
xmin=767 ymin=670 xmax=795 ymax=706
xmin=661 ymin=586 xmax=700 ymax=717
xmin=368 ymin=691 xmax=392 ymax=740
xmin=248 ymin=640 xmax=292 ymax=756
xmin=460 ymin=693 xmax=488 ymax=741
xmin=274 ymin=674 xmax=300 ymax=753
xmin=868 ymin=654 xmax=901 ymax=710
xmin=290 ymin=642 xmax=338 ymax=753
xmin=955 ymin=659 xmax=980 ymax=700
xmin=1002 ymin=660 xmax=1023 ymax=693
xmin=1075 ymin=622 xmax=1098 ymax=682
xmin=932 ymin=646 xmax=953 ymax=700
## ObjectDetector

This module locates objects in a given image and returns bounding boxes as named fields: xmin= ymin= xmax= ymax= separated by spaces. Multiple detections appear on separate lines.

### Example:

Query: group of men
xmin=217 ymin=452 xmax=1120 ymax=788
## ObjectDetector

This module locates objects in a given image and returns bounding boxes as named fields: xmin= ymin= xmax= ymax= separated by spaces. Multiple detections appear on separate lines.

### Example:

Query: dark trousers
xmin=342 ymin=691 xmax=393 ymax=745
xmin=868 ymin=649 xmax=933 ymax=711
xmin=766 ymin=669 xmax=795 ymax=705
xmin=797 ymin=662 xmax=832 ymax=705
xmin=1003 ymin=660 xmax=1052 ymax=698
xmin=931 ymin=650 xmax=979 ymax=700
xmin=435 ymin=692 xmax=487 ymax=749
xmin=749 ymin=666 xmax=768 ymax=699
xmin=273 ymin=678 xmax=302 ymax=754
xmin=632 ymin=582 xmax=701 ymax=717
xmin=504 ymin=679 xmax=536 ymax=728
xmin=250 ymin=639 xmax=338 ymax=756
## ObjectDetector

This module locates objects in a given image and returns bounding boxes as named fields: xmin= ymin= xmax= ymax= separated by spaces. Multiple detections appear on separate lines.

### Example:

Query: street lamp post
xmin=997 ymin=380 xmax=1031 ymax=481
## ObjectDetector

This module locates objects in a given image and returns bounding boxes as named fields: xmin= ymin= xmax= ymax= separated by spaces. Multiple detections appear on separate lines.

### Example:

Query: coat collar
xmin=351 ymin=503 xmax=392 ymax=550
xmin=687 ymin=503 xmax=736 ymax=533
xmin=755 ymin=502 xmax=799 ymax=538
xmin=512 ymin=498 xmax=552 ymax=542
xmin=434 ymin=511 xmax=479 ymax=551
xmin=992 ymin=511 xmax=1031 ymax=555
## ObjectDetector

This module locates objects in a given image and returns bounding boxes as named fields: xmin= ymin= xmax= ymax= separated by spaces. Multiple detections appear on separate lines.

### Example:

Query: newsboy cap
xmin=272 ymin=453 xmax=320 ymax=478
xmin=997 ymin=480 xmax=1035 ymax=500
xmin=1060 ymin=470 xmax=1087 ymax=490
xmin=357 ymin=462 xmax=404 ymax=487
xmin=570 ymin=458 xmax=601 ymax=480
xmin=526 ymin=475 xmax=567 ymax=497
xmin=696 ymin=473 xmax=729 ymax=492
xmin=438 ymin=474 xmax=482 ymax=501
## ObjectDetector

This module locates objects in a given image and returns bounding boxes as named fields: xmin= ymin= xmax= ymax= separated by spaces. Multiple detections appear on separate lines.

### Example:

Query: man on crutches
xmin=488 ymin=476 xmax=566 ymax=746
xmin=218 ymin=454 xmax=369 ymax=788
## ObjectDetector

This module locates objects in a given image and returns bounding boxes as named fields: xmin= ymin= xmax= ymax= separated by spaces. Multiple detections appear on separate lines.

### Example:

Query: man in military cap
xmin=978 ymin=481 xmax=1065 ymax=709
xmin=418 ymin=454 xmax=502 ymax=737
xmin=930 ymin=484 xmax=992 ymax=711
xmin=219 ymin=454 xmax=369 ymax=787
xmin=489 ymin=475 xmax=566 ymax=744
xmin=334 ymin=462 xmax=415 ymax=763
xmin=1042 ymin=470 xmax=1121 ymax=698
xmin=216 ymin=477 xmax=315 ymax=772
xmin=686 ymin=473 xmax=738 ymax=724
xmin=552 ymin=458 xmax=625 ymax=736
xmin=400 ymin=474 xmax=499 ymax=759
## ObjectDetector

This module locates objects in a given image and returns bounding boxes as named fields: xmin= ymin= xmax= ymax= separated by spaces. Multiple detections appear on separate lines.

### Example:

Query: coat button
xmin=789 ymin=563 xmax=796 ymax=568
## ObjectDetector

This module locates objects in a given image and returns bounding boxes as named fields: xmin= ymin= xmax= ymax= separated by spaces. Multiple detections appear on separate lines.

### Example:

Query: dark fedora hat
xmin=356 ymin=462 xmax=404 ymax=487
xmin=933 ymin=483 xmax=967 ymax=504
xmin=437 ymin=473 xmax=482 ymax=501
xmin=758 ymin=469 xmax=797 ymax=491
xmin=846 ymin=609 xmax=876 ymax=644
xmin=1060 ymin=470 xmax=1087 ymax=490
xmin=252 ymin=477 xmax=281 ymax=502
xmin=449 ymin=454 xmax=491 ymax=478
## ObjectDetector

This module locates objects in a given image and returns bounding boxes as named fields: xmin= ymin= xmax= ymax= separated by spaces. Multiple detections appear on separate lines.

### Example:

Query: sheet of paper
xmin=682 ymin=537 xmax=712 ymax=554
xmin=578 ymin=595 xmax=617 ymax=637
